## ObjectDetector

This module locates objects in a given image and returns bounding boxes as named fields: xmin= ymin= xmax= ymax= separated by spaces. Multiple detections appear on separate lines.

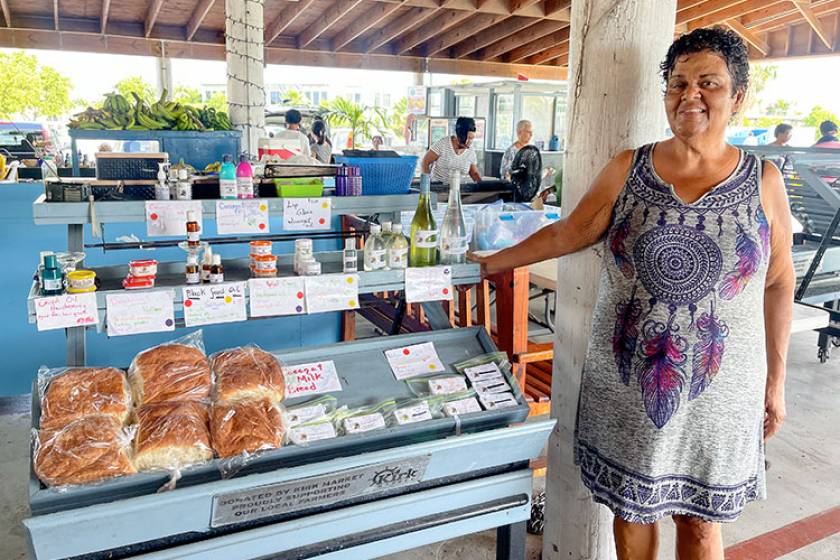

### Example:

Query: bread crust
xmin=130 ymin=344 xmax=211 ymax=405
xmin=212 ymin=347 xmax=285 ymax=404
xmin=134 ymin=401 xmax=212 ymax=471
xmin=40 ymin=367 xmax=131 ymax=430
xmin=34 ymin=415 xmax=136 ymax=487
xmin=211 ymin=399 xmax=284 ymax=458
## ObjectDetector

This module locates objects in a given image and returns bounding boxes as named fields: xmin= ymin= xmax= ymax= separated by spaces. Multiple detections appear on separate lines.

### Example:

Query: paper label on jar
xmin=42 ymin=278 xmax=63 ymax=291
xmin=185 ymin=271 xmax=200 ymax=284
xmin=464 ymin=363 xmax=505 ymax=383
xmin=394 ymin=402 xmax=434 ymax=425
xmin=444 ymin=397 xmax=482 ymax=416
xmin=289 ymin=422 xmax=337 ymax=445
xmin=413 ymin=229 xmax=439 ymax=249
xmin=284 ymin=403 xmax=327 ymax=427
xmin=209 ymin=273 xmax=224 ymax=284
xmin=220 ymin=179 xmax=237 ymax=199
xmin=187 ymin=231 xmax=200 ymax=242
xmin=479 ymin=392 xmax=519 ymax=409
xmin=440 ymin=236 xmax=469 ymax=255
xmin=366 ymin=250 xmax=386 ymax=268
xmin=343 ymin=413 xmax=386 ymax=434
xmin=388 ymin=248 xmax=408 ymax=267
xmin=429 ymin=376 xmax=468 ymax=396
xmin=473 ymin=378 xmax=511 ymax=394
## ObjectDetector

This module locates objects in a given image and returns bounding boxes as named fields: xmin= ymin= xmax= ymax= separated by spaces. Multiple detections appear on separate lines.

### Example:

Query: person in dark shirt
xmin=814 ymin=120 xmax=840 ymax=148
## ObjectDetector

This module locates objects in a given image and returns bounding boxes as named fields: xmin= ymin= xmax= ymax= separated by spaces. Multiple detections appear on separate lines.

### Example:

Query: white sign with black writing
xmin=210 ymin=455 xmax=431 ymax=528
xmin=282 ymin=198 xmax=331 ymax=231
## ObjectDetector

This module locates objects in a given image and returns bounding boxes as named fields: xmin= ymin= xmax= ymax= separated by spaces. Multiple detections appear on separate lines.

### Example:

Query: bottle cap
xmin=369 ymin=224 xmax=381 ymax=234
xmin=44 ymin=254 xmax=58 ymax=269
xmin=213 ymin=254 xmax=221 ymax=265
xmin=187 ymin=210 xmax=197 ymax=221
xmin=223 ymin=154 xmax=232 ymax=163
xmin=239 ymin=154 xmax=249 ymax=163
xmin=381 ymin=221 xmax=392 ymax=231
xmin=392 ymin=223 xmax=402 ymax=233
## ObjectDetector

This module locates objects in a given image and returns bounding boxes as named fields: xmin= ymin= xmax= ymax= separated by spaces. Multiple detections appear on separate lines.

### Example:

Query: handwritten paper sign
xmin=106 ymin=290 xmax=175 ymax=336
xmin=216 ymin=199 xmax=270 ymax=234
xmin=304 ymin=274 xmax=360 ymax=314
xmin=384 ymin=342 xmax=446 ymax=380
xmin=283 ymin=360 xmax=343 ymax=398
xmin=35 ymin=293 xmax=98 ymax=332
xmin=146 ymin=201 xmax=203 ymax=237
xmin=248 ymin=277 xmax=306 ymax=317
xmin=283 ymin=198 xmax=331 ymax=231
xmin=182 ymin=282 xmax=247 ymax=327
xmin=404 ymin=266 xmax=454 ymax=303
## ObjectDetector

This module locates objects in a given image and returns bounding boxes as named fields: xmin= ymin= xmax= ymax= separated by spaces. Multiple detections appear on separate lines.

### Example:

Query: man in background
xmin=814 ymin=120 xmax=840 ymax=148
xmin=768 ymin=123 xmax=793 ymax=147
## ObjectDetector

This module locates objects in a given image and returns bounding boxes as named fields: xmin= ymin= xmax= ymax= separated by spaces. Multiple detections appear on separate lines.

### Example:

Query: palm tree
xmin=283 ymin=89 xmax=311 ymax=107
xmin=321 ymin=97 xmax=388 ymax=149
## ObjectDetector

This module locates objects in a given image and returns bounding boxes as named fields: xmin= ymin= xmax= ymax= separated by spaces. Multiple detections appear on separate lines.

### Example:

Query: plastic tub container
xmin=252 ymin=254 xmax=277 ymax=272
xmin=66 ymin=270 xmax=97 ymax=293
xmin=249 ymin=240 xmax=273 ymax=256
xmin=274 ymin=178 xmax=325 ymax=198
xmin=128 ymin=259 xmax=158 ymax=277
xmin=122 ymin=275 xmax=155 ymax=290
xmin=251 ymin=267 xmax=277 ymax=278
xmin=333 ymin=155 xmax=418 ymax=195
xmin=473 ymin=205 xmax=561 ymax=251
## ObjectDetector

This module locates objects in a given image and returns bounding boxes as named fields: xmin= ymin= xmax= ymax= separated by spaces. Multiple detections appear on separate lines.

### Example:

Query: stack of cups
xmin=250 ymin=240 xmax=277 ymax=278
xmin=294 ymin=238 xmax=320 ymax=276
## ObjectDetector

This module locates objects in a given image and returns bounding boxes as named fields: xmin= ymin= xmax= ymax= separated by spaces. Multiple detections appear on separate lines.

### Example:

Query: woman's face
xmin=664 ymin=50 xmax=744 ymax=141
xmin=461 ymin=131 xmax=475 ymax=148
xmin=518 ymin=124 xmax=533 ymax=144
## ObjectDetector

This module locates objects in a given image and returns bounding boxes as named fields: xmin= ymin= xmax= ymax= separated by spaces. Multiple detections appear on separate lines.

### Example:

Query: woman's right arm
xmin=473 ymin=150 xmax=633 ymax=276
xmin=421 ymin=149 xmax=439 ymax=174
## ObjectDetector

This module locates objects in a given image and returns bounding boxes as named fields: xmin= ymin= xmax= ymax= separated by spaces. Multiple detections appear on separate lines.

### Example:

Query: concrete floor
xmin=1 ymin=330 xmax=837 ymax=559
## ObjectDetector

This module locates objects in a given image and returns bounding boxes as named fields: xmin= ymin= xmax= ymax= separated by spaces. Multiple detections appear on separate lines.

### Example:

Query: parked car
xmin=0 ymin=122 xmax=55 ymax=160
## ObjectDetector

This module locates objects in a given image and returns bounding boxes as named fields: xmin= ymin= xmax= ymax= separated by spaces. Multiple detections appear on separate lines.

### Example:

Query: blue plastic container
xmin=333 ymin=155 xmax=418 ymax=195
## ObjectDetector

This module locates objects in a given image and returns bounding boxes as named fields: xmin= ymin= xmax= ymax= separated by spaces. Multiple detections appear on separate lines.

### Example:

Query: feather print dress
xmin=575 ymin=143 xmax=770 ymax=524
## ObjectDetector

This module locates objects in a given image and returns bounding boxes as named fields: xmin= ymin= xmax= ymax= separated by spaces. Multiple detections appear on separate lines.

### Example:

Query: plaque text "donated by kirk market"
xmin=210 ymin=455 xmax=431 ymax=528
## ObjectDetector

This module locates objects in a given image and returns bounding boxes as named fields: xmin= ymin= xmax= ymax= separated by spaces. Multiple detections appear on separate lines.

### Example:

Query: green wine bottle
xmin=409 ymin=173 xmax=438 ymax=267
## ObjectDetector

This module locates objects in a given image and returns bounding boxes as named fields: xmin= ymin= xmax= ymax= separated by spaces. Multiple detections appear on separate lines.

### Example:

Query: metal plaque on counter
xmin=210 ymin=454 xmax=431 ymax=528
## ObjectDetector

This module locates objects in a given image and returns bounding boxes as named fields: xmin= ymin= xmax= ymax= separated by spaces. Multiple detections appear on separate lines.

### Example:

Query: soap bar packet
xmin=463 ymin=363 xmax=505 ymax=384
xmin=479 ymin=391 xmax=519 ymax=410
xmin=473 ymin=378 xmax=511 ymax=395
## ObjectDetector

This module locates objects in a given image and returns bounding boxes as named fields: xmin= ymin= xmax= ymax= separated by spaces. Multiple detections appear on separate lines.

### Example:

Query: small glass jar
xmin=251 ymin=266 xmax=277 ymax=278
xmin=252 ymin=254 xmax=277 ymax=272
xmin=250 ymin=240 xmax=272 ymax=256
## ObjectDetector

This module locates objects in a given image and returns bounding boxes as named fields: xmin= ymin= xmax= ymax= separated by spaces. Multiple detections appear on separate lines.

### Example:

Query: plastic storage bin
xmin=274 ymin=177 xmax=325 ymax=197
xmin=474 ymin=203 xmax=561 ymax=251
xmin=333 ymin=155 xmax=418 ymax=195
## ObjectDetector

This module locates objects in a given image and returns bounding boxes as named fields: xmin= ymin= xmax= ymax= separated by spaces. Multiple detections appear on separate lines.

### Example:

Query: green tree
xmin=322 ymin=97 xmax=387 ymax=148
xmin=172 ymin=86 xmax=202 ymax=105
xmin=282 ymin=89 xmax=311 ymax=106
xmin=0 ymin=51 xmax=73 ymax=119
xmin=740 ymin=63 xmax=778 ymax=122
xmin=204 ymin=91 xmax=228 ymax=113
xmin=114 ymin=76 xmax=156 ymax=106
xmin=765 ymin=99 xmax=794 ymax=116
xmin=803 ymin=105 xmax=840 ymax=140
xmin=387 ymin=97 xmax=408 ymax=137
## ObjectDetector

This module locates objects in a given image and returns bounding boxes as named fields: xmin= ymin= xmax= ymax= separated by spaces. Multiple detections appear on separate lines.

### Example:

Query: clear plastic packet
xmin=406 ymin=374 xmax=469 ymax=398
xmin=133 ymin=400 xmax=213 ymax=473
xmin=453 ymin=352 xmax=520 ymax=407
xmin=392 ymin=396 xmax=444 ymax=426
xmin=211 ymin=398 xmax=285 ymax=459
xmin=282 ymin=396 xmax=338 ymax=428
xmin=286 ymin=406 xmax=347 ymax=446
xmin=128 ymin=330 xmax=212 ymax=406
xmin=452 ymin=352 xmax=511 ymax=376
xmin=460 ymin=362 xmax=506 ymax=384
xmin=337 ymin=400 xmax=396 ymax=435
xmin=37 ymin=365 xmax=132 ymax=430
xmin=33 ymin=415 xmax=137 ymax=488
xmin=441 ymin=390 xmax=484 ymax=417
xmin=478 ymin=391 xmax=519 ymax=410
xmin=211 ymin=345 xmax=285 ymax=404
xmin=473 ymin=377 xmax=512 ymax=395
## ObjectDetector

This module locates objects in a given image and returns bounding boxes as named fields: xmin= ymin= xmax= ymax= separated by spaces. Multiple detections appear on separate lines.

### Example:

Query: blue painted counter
xmin=0 ymin=182 xmax=341 ymax=396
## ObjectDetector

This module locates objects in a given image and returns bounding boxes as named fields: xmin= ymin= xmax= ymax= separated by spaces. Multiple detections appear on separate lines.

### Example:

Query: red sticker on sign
xmin=150 ymin=213 xmax=158 ymax=220
xmin=296 ymin=291 xmax=304 ymax=299
xmin=259 ymin=223 xmax=266 ymax=230
xmin=184 ymin=300 xmax=192 ymax=307
xmin=403 ymin=349 xmax=410 ymax=356
xmin=319 ymin=218 xmax=326 ymax=225
xmin=442 ymin=288 xmax=449 ymax=295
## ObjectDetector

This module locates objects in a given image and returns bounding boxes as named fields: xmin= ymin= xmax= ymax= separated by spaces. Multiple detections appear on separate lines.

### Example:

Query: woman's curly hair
xmin=660 ymin=27 xmax=750 ymax=94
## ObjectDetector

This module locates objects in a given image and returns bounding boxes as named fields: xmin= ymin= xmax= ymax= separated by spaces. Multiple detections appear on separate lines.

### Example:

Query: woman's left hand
xmin=764 ymin=385 xmax=786 ymax=440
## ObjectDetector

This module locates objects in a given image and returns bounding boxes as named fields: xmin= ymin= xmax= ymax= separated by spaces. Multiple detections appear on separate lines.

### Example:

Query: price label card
xmin=216 ymin=199 xmax=270 ymax=234
xmin=385 ymin=342 xmax=446 ymax=380
xmin=404 ymin=266 xmax=453 ymax=303
xmin=283 ymin=360 xmax=343 ymax=398
xmin=248 ymin=277 xmax=306 ymax=318
xmin=146 ymin=201 xmax=203 ymax=237
xmin=283 ymin=198 xmax=331 ymax=231
xmin=304 ymin=274 xmax=360 ymax=314
xmin=106 ymin=290 xmax=175 ymax=336
xmin=35 ymin=293 xmax=99 ymax=331
xmin=182 ymin=282 xmax=247 ymax=327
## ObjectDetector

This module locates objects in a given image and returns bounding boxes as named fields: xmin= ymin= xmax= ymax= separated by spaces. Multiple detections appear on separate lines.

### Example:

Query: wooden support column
xmin=492 ymin=267 xmax=529 ymax=390
xmin=225 ymin=0 xmax=265 ymax=156
xmin=542 ymin=1 xmax=677 ymax=559
xmin=475 ymin=279 xmax=492 ymax=335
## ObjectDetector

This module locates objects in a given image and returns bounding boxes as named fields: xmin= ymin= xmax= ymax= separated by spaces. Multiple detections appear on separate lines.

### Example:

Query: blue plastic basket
xmin=333 ymin=155 xmax=418 ymax=195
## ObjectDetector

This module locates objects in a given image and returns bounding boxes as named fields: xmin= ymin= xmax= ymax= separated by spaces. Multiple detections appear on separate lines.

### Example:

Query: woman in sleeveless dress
xmin=473 ymin=28 xmax=795 ymax=560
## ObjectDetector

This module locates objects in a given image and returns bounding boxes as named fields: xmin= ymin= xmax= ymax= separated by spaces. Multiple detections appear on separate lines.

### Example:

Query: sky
xmin=3 ymin=47 xmax=839 ymax=117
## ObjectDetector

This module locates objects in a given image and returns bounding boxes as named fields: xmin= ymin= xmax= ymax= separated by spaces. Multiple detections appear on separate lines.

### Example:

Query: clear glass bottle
xmin=364 ymin=224 xmax=387 ymax=272
xmin=379 ymin=221 xmax=393 ymax=270
xmin=387 ymin=223 xmax=409 ymax=270
xmin=343 ymin=238 xmax=358 ymax=273
xmin=409 ymin=173 xmax=438 ymax=267
xmin=439 ymin=170 xmax=468 ymax=265
xmin=201 ymin=246 xmax=213 ymax=283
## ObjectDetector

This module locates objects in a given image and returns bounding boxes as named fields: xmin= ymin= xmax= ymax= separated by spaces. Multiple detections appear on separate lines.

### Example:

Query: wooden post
xmin=225 ymin=0 xmax=265 ymax=156
xmin=542 ymin=1 xmax=677 ymax=559
xmin=492 ymin=267 xmax=530 ymax=389
xmin=475 ymin=279 xmax=492 ymax=335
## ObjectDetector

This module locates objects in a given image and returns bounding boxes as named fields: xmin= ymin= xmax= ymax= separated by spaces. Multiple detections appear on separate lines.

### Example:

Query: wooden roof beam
xmin=100 ymin=0 xmax=110 ymax=33
xmin=543 ymin=0 xmax=570 ymax=16
xmin=363 ymin=7 xmax=436 ymax=53
xmin=676 ymin=0 xmax=746 ymax=24
xmin=144 ymin=0 xmax=164 ymax=38
xmin=793 ymin=0 xmax=834 ymax=48
xmin=450 ymin=15 xmax=535 ymax=58
xmin=53 ymin=0 xmax=58 ymax=30
xmin=298 ymin=0 xmax=366 ymax=49
xmin=749 ymin=0 xmax=840 ymax=32
xmin=524 ymin=41 xmax=568 ymax=65
xmin=687 ymin=0 xmax=787 ymax=30
xmin=677 ymin=0 xmax=706 ymax=10
xmin=332 ymin=1 xmax=405 ymax=51
xmin=265 ymin=0 xmax=317 ymax=46
xmin=509 ymin=0 xmax=541 ymax=14
xmin=724 ymin=18 xmax=770 ymax=54
xmin=505 ymin=26 xmax=569 ymax=62
xmin=0 ymin=0 xmax=9 ymax=27
xmin=392 ymin=9 xmax=474 ymax=54
xmin=419 ymin=13 xmax=506 ymax=56
xmin=186 ymin=0 xmax=215 ymax=41
xmin=474 ymin=18 xmax=565 ymax=60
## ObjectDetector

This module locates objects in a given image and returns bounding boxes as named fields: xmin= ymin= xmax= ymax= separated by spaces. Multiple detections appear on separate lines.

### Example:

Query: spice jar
xmin=252 ymin=254 xmax=277 ymax=273
xmin=302 ymin=260 xmax=322 ymax=276
xmin=249 ymin=240 xmax=272 ymax=256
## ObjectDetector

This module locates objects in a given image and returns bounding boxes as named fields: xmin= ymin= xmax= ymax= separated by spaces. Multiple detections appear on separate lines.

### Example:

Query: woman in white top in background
xmin=422 ymin=117 xmax=482 ymax=184
xmin=500 ymin=119 xmax=533 ymax=180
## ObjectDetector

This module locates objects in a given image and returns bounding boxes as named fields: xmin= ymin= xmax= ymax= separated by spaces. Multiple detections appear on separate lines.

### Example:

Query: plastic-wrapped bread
xmin=39 ymin=367 xmax=131 ymax=430
xmin=211 ymin=399 xmax=284 ymax=458
xmin=129 ymin=343 xmax=211 ymax=406
xmin=211 ymin=346 xmax=285 ymax=404
xmin=34 ymin=415 xmax=136 ymax=487
xmin=134 ymin=401 xmax=212 ymax=471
